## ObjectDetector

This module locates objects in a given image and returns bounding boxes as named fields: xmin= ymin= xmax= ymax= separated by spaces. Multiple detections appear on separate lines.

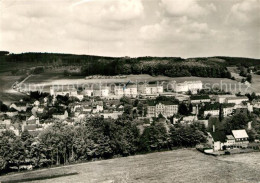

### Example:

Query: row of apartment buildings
xmin=49 ymin=81 xmax=203 ymax=98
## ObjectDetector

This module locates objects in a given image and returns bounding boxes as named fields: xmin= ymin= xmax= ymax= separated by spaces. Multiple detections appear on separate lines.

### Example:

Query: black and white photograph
xmin=0 ymin=0 xmax=260 ymax=182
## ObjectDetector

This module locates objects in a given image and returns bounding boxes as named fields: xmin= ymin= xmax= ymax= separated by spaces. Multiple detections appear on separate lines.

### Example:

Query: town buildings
xmin=147 ymin=101 xmax=178 ymax=118
xmin=190 ymin=95 xmax=210 ymax=104
xmin=172 ymin=81 xmax=203 ymax=93
xmin=208 ymin=129 xmax=249 ymax=151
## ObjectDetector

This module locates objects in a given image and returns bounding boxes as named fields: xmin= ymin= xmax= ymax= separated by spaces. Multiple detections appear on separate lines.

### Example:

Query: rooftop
xmin=232 ymin=129 xmax=249 ymax=139
xmin=210 ymin=131 xmax=226 ymax=142
xmin=190 ymin=95 xmax=210 ymax=100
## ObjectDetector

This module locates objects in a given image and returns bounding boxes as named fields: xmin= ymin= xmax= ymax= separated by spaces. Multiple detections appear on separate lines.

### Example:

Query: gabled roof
xmin=232 ymin=129 xmax=248 ymax=139
xmin=28 ymin=115 xmax=36 ymax=121
xmin=209 ymin=131 xmax=226 ymax=142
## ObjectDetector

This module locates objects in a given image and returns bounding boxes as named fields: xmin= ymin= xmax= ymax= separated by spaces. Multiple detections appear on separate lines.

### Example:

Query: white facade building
xmin=173 ymin=81 xmax=203 ymax=93
xmin=225 ymin=97 xmax=249 ymax=105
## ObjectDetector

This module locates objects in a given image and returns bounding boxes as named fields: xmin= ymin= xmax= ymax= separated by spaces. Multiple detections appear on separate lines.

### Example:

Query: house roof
xmin=226 ymin=96 xmax=248 ymax=100
xmin=8 ymin=108 xmax=18 ymax=112
xmin=28 ymin=115 xmax=36 ymax=121
xmin=226 ymin=135 xmax=235 ymax=140
xmin=210 ymin=131 xmax=226 ymax=142
xmin=190 ymin=95 xmax=210 ymax=100
xmin=232 ymin=129 xmax=248 ymax=139
xmin=13 ymin=102 xmax=27 ymax=107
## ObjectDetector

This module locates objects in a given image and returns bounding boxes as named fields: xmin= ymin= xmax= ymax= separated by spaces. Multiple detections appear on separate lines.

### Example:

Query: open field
xmin=1 ymin=149 xmax=260 ymax=183
xmin=23 ymin=72 xmax=253 ymax=94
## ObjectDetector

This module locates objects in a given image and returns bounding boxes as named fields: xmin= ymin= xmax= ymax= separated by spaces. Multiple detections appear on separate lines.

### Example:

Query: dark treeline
xmin=0 ymin=117 xmax=207 ymax=174
xmin=1 ymin=52 xmax=260 ymax=77
xmin=0 ymin=52 xmax=241 ymax=78
xmin=81 ymin=59 xmax=231 ymax=78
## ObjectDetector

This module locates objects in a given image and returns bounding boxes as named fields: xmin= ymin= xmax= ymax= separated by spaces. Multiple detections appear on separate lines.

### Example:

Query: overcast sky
xmin=0 ymin=0 xmax=259 ymax=58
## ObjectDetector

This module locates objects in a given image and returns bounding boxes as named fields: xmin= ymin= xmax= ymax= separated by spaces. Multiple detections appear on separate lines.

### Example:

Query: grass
xmin=1 ymin=149 xmax=260 ymax=183
xmin=0 ymin=172 xmax=78 ymax=183
xmin=0 ymin=73 xmax=26 ymax=104
xmin=23 ymin=72 xmax=251 ymax=94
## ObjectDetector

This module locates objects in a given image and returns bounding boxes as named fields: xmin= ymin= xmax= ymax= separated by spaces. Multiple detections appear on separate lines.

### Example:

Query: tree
xmin=139 ymin=122 xmax=169 ymax=152
xmin=169 ymin=125 xmax=206 ymax=147
xmin=0 ymin=156 xmax=7 ymax=172
xmin=224 ymin=114 xmax=249 ymax=134
xmin=120 ymin=96 xmax=132 ymax=105
xmin=124 ymin=104 xmax=133 ymax=115
xmin=10 ymin=138 xmax=26 ymax=171
xmin=246 ymin=74 xmax=252 ymax=83
xmin=179 ymin=103 xmax=189 ymax=115
xmin=219 ymin=104 xmax=224 ymax=122
xmin=29 ymin=141 xmax=47 ymax=167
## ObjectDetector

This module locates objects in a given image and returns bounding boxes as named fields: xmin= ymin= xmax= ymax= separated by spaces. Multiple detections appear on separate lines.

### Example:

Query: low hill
xmin=1 ymin=51 xmax=259 ymax=78
xmin=1 ymin=149 xmax=260 ymax=183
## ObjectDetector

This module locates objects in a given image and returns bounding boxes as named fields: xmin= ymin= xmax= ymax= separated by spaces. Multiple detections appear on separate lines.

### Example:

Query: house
xmin=6 ymin=108 xmax=18 ymax=117
xmin=222 ymin=103 xmax=235 ymax=117
xmin=225 ymin=96 xmax=249 ymax=105
xmin=10 ymin=102 xmax=27 ymax=112
xmin=52 ymin=111 xmax=68 ymax=120
xmin=37 ymin=106 xmax=45 ymax=114
xmin=234 ymin=107 xmax=248 ymax=115
xmin=83 ymin=88 xmax=94 ymax=97
xmin=92 ymin=105 xmax=103 ymax=113
xmin=224 ymin=135 xmax=236 ymax=147
xmin=203 ymin=103 xmax=220 ymax=117
xmin=27 ymin=115 xmax=39 ymax=125
xmin=50 ymin=86 xmax=78 ymax=97
xmin=216 ymin=95 xmax=236 ymax=103
xmin=190 ymin=95 xmax=210 ymax=104
xmin=0 ymin=116 xmax=11 ymax=125
xmin=147 ymin=101 xmax=178 ymax=118
xmin=207 ymin=130 xmax=226 ymax=151
xmin=232 ymin=129 xmax=249 ymax=147
xmin=181 ymin=115 xmax=198 ymax=123
xmin=102 ymin=111 xmax=123 ymax=119
xmin=33 ymin=100 xmax=40 ymax=106
xmin=197 ymin=119 xmax=209 ymax=128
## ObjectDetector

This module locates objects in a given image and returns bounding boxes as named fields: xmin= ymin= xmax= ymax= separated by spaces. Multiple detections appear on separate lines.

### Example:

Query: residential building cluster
xmin=1 ymin=79 xmax=260 ymax=154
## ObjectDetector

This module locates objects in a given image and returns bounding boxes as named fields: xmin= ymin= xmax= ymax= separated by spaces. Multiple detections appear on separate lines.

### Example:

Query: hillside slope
xmin=1 ymin=149 xmax=260 ymax=183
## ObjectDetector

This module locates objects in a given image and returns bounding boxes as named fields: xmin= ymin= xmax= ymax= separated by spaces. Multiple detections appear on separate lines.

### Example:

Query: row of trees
xmin=81 ymin=60 xmax=231 ymax=78
xmin=0 ymin=117 xmax=207 ymax=174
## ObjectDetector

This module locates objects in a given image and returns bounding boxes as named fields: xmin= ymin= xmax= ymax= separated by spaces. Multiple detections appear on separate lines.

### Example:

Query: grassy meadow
xmin=1 ymin=149 xmax=260 ymax=183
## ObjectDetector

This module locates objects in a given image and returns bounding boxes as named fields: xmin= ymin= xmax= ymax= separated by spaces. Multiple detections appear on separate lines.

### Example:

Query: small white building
xmin=216 ymin=95 xmax=236 ymax=103
xmin=173 ymin=81 xmax=203 ymax=93
xmin=225 ymin=96 xmax=249 ymax=105
xmin=232 ymin=129 xmax=249 ymax=147
xmin=102 ymin=111 xmax=123 ymax=119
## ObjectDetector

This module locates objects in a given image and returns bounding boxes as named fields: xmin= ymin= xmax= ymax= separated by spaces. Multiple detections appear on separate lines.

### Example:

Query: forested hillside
xmin=1 ymin=51 xmax=259 ymax=78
